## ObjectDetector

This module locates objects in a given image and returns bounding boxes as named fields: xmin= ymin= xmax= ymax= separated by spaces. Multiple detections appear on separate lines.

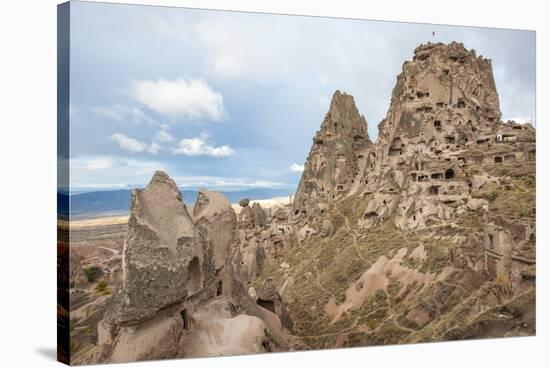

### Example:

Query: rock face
xmin=264 ymin=42 xmax=534 ymax=349
xmin=255 ymin=279 xmax=294 ymax=331
xmin=368 ymin=42 xmax=502 ymax=207
xmin=104 ymin=171 xmax=201 ymax=325
xmin=90 ymin=172 xmax=291 ymax=364
xmin=363 ymin=42 xmax=531 ymax=233
xmin=193 ymin=190 xmax=237 ymax=271
xmin=295 ymin=42 xmax=534 ymax=233
xmin=292 ymin=90 xmax=373 ymax=217
xmin=238 ymin=201 xmax=267 ymax=229
xmin=251 ymin=202 xmax=268 ymax=227
xmin=69 ymin=251 xmax=87 ymax=289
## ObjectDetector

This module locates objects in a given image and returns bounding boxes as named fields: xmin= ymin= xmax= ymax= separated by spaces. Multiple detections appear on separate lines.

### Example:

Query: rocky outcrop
xmin=292 ymin=90 xmax=373 ymax=218
xmin=179 ymin=298 xmax=274 ymax=358
xmin=294 ymin=42 xmax=534 ymax=234
xmin=255 ymin=279 xmax=294 ymax=331
xmin=238 ymin=200 xmax=268 ymax=229
xmin=104 ymin=171 xmax=202 ymax=325
xmin=277 ymin=42 xmax=535 ymax=348
xmin=357 ymin=42 xmax=507 ymax=230
xmin=69 ymin=251 xmax=87 ymax=289
xmin=251 ymin=202 xmax=268 ymax=227
xmin=89 ymin=172 xmax=291 ymax=364
xmin=193 ymin=190 xmax=237 ymax=271
xmin=238 ymin=205 xmax=254 ymax=229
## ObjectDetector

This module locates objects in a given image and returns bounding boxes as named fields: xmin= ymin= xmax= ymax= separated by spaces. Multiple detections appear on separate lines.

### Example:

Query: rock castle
xmin=78 ymin=42 xmax=535 ymax=363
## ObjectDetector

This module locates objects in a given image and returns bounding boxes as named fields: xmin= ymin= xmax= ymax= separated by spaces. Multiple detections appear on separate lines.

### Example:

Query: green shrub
xmin=82 ymin=265 xmax=103 ymax=283
xmin=95 ymin=280 xmax=110 ymax=295
xmin=519 ymin=206 xmax=532 ymax=217
xmin=486 ymin=191 xmax=498 ymax=202
xmin=70 ymin=340 xmax=79 ymax=353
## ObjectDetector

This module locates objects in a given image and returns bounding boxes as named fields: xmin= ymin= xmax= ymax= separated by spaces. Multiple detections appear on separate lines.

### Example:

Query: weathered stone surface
xmin=233 ymin=229 xmax=264 ymax=285
xmin=277 ymin=42 xmax=534 ymax=347
xmin=69 ymin=251 xmax=87 ymax=289
xmin=104 ymin=171 xmax=203 ymax=324
xmin=109 ymin=315 xmax=183 ymax=363
xmin=193 ymin=190 xmax=237 ymax=270
xmin=95 ymin=172 xmax=297 ymax=364
xmin=239 ymin=198 xmax=250 ymax=207
xmin=319 ymin=219 xmax=334 ymax=237
xmin=180 ymin=299 xmax=275 ymax=357
xmin=238 ymin=205 xmax=253 ymax=229
xmin=251 ymin=202 xmax=268 ymax=227
xmin=255 ymin=279 xmax=294 ymax=331
xmin=292 ymin=90 xmax=372 ymax=217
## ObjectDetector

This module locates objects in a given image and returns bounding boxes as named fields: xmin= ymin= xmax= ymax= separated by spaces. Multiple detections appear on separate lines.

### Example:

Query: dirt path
xmin=334 ymin=206 xmax=367 ymax=263
xmin=98 ymin=246 xmax=119 ymax=256
xmin=384 ymin=289 xmax=417 ymax=334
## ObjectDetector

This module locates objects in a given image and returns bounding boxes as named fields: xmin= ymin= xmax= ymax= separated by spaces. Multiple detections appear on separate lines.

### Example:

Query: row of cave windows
xmin=389 ymin=125 xmax=509 ymax=156
xmin=322 ymin=153 xmax=506 ymax=195
xmin=494 ymin=155 xmax=517 ymax=163
xmin=411 ymin=168 xmax=455 ymax=182
xmin=315 ymin=156 xmax=505 ymax=193
xmin=414 ymin=100 xmax=466 ymax=111
xmin=414 ymin=98 xmax=490 ymax=114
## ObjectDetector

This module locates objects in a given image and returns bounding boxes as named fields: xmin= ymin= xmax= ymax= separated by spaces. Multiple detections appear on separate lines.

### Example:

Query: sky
xmin=68 ymin=1 xmax=536 ymax=192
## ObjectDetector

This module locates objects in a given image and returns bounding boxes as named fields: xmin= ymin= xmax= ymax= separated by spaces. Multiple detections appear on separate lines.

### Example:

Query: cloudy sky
xmin=68 ymin=1 xmax=535 ymax=192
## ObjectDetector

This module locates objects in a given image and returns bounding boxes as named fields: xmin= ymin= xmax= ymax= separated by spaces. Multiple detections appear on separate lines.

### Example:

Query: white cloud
xmin=69 ymin=156 xmax=114 ymax=171
xmin=173 ymin=175 xmax=283 ymax=189
xmin=154 ymin=130 xmax=174 ymax=143
xmin=111 ymin=133 xmax=161 ymax=154
xmin=111 ymin=131 xmax=233 ymax=157
xmin=172 ymin=135 xmax=234 ymax=157
xmin=93 ymin=105 xmax=167 ymax=128
xmin=111 ymin=133 xmax=147 ymax=153
xmin=70 ymin=155 xmax=167 ymax=189
xmin=69 ymin=154 xmax=284 ymax=190
xmin=133 ymin=78 xmax=224 ymax=121
xmin=148 ymin=142 xmax=161 ymax=155
xmin=290 ymin=163 xmax=305 ymax=172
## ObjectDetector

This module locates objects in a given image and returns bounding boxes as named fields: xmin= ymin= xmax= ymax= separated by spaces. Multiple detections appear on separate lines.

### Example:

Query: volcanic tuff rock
xmin=193 ymin=190 xmax=237 ymax=270
xmin=74 ymin=42 xmax=534 ymax=362
xmin=256 ymin=279 xmax=294 ymax=331
xmin=104 ymin=171 xmax=201 ymax=325
xmin=88 ymin=171 xmax=292 ymax=364
xmin=294 ymin=42 xmax=534 ymax=232
xmin=251 ymin=202 xmax=268 ymax=227
xmin=69 ymin=251 xmax=88 ymax=289
xmin=264 ymin=42 xmax=534 ymax=349
xmin=292 ymin=90 xmax=372 ymax=217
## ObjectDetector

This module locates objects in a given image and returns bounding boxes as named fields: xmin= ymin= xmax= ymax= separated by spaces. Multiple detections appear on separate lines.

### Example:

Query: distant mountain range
xmin=58 ymin=187 xmax=294 ymax=218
